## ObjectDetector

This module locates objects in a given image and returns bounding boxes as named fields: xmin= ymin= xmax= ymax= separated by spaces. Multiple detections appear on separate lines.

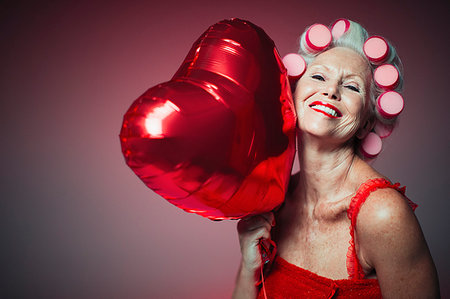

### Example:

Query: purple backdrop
xmin=2 ymin=0 xmax=448 ymax=298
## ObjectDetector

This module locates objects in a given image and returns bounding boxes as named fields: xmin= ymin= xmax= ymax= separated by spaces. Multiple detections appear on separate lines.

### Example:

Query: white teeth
xmin=311 ymin=105 xmax=338 ymax=117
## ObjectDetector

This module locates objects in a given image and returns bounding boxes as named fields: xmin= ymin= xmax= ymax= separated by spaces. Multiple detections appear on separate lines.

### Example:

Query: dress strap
xmin=346 ymin=178 xmax=417 ymax=279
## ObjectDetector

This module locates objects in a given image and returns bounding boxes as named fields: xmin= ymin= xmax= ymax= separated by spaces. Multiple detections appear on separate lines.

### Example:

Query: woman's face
xmin=294 ymin=47 xmax=372 ymax=144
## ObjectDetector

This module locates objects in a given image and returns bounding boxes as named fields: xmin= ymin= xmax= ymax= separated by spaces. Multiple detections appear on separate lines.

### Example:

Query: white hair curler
xmin=374 ymin=64 xmax=399 ymax=89
xmin=360 ymin=132 xmax=383 ymax=158
xmin=363 ymin=36 xmax=389 ymax=64
xmin=282 ymin=53 xmax=307 ymax=78
xmin=376 ymin=91 xmax=404 ymax=119
xmin=304 ymin=24 xmax=332 ymax=53
xmin=374 ymin=121 xmax=394 ymax=138
xmin=331 ymin=18 xmax=350 ymax=40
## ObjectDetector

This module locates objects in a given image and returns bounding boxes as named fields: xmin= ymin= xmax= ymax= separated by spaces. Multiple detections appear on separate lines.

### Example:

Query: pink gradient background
xmin=1 ymin=0 xmax=448 ymax=298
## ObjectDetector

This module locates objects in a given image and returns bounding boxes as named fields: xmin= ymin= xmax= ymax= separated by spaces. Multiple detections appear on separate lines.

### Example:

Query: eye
xmin=311 ymin=74 xmax=325 ymax=81
xmin=344 ymin=85 xmax=360 ymax=92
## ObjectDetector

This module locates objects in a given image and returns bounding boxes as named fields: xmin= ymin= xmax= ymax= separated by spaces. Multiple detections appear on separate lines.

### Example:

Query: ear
xmin=356 ymin=118 xmax=375 ymax=139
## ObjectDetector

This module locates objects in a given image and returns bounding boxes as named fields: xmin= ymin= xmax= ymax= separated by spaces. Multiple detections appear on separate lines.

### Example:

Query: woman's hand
xmin=232 ymin=212 xmax=275 ymax=299
xmin=237 ymin=212 xmax=275 ymax=273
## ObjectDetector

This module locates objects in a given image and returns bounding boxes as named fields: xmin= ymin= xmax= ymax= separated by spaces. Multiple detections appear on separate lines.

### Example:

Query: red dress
xmin=257 ymin=178 xmax=417 ymax=298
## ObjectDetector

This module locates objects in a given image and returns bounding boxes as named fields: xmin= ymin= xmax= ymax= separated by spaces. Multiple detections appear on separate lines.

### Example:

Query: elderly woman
xmin=232 ymin=19 xmax=439 ymax=298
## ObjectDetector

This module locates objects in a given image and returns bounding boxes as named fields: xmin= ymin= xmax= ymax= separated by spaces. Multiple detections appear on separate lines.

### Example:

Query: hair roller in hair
xmin=282 ymin=53 xmax=307 ymax=79
xmin=374 ymin=121 xmax=394 ymax=138
xmin=360 ymin=132 xmax=382 ymax=158
xmin=376 ymin=91 xmax=404 ymax=118
xmin=363 ymin=36 xmax=389 ymax=63
xmin=374 ymin=64 xmax=399 ymax=89
xmin=304 ymin=24 xmax=332 ymax=53
xmin=331 ymin=19 xmax=350 ymax=40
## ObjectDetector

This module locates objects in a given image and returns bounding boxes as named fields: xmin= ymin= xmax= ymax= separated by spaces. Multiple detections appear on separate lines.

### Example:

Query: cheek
xmin=293 ymin=81 xmax=314 ymax=110
xmin=336 ymin=117 xmax=360 ymax=133
xmin=293 ymin=85 xmax=304 ymax=115
xmin=362 ymin=94 xmax=373 ymax=120
xmin=345 ymin=94 xmax=365 ymax=116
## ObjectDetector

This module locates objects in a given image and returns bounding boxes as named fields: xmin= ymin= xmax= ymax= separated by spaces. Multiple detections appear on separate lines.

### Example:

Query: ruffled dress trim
xmin=346 ymin=178 xmax=418 ymax=279
xmin=257 ymin=256 xmax=382 ymax=298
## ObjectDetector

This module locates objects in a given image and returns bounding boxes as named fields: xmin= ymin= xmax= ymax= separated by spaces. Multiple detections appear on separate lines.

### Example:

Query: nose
xmin=322 ymin=82 xmax=340 ymax=100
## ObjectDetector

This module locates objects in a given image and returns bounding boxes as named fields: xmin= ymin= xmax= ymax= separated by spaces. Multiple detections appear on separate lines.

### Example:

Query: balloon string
xmin=257 ymin=239 xmax=276 ymax=299
xmin=260 ymin=263 xmax=268 ymax=299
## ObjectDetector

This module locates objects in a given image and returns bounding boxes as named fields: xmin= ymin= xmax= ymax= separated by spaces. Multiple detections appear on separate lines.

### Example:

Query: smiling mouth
xmin=309 ymin=101 xmax=342 ymax=118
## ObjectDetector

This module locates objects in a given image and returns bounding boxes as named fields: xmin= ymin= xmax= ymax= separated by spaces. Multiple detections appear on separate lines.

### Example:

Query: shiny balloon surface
xmin=120 ymin=19 xmax=296 ymax=219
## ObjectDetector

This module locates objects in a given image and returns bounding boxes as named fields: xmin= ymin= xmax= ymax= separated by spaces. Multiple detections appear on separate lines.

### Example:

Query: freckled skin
xmin=233 ymin=47 xmax=440 ymax=299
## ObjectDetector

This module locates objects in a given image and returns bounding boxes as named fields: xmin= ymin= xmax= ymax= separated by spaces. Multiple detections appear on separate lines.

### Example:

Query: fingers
xmin=236 ymin=212 xmax=276 ymax=272
xmin=260 ymin=212 xmax=276 ymax=227
xmin=237 ymin=212 xmax=275 ymax=247
xmin=238 ymin=212 xmax=275 ymax=233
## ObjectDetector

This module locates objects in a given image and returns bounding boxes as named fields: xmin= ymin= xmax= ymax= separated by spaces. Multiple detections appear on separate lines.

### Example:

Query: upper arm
xmin=356 ymin=188 xmax=440 ymax=298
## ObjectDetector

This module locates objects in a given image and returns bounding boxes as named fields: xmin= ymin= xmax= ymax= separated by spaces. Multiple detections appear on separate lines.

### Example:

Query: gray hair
xmin=297 ymin=19 xmax=404 ymax=156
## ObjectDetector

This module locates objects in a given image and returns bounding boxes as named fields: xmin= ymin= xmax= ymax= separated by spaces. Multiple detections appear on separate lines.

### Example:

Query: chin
xmin=299 ymin=123 xmax=333 ymax=140
xmin=299 ymin=123 xmax=355 ymax=145
xmin=299 ymin=115 xmax=332 ymax=135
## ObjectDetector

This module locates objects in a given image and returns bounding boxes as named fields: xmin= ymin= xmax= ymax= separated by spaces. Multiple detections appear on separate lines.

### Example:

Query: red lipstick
xmin=309 ymin=101 xmax=342 ymax=118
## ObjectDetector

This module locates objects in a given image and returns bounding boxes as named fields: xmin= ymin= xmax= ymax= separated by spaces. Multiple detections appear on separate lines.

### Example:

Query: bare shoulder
xmin=349 ymin=158 xmax=414 ymax=232
xmin=351 ymin=159 xmax=415 ymax=235
xmin=356 ymin=188 xmax=440 ymax=298
xmin=356 ymin=186 xmax=424 ymax=262
xmin=357 ymin=187 xmax=416 ymax=236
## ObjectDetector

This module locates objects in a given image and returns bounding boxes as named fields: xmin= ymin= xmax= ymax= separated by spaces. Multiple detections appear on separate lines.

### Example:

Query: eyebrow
xmin=309 ymin=64 xmax=365 ymax=83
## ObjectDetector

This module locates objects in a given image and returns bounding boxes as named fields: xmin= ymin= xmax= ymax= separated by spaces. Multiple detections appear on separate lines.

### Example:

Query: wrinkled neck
xmin=293 ymin=131 xmax=358 ymax=208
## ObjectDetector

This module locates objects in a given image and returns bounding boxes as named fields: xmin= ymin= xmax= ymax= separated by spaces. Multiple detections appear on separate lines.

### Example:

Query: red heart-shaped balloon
xmin=120 ymin=19 xmax=296 ymax=220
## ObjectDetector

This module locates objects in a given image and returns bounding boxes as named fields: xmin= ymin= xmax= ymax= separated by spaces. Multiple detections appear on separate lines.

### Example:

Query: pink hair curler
xmin=305 ymin=24 xmax=332 ymax=52
xmin=331 ymin=19 xmax=350 ymax=40
xmin=282 ymin=53 xmax=307 ymax=78
xmin=363 ymin=36 xmax=389 ymax=63
xmin=376 ymin=91 xmax=404 ymax=119
xmin=361 ymin=132 xmax=382 ymax=158
xmin=374 ymin=64 xmax=399 ymax=89
xmin=374 ymin=121 xmax=394 ymax=138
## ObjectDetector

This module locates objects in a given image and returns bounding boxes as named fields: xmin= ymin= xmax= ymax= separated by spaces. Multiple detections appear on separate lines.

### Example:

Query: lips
xmin=309 ymin=101 xmax=342 ymax=118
